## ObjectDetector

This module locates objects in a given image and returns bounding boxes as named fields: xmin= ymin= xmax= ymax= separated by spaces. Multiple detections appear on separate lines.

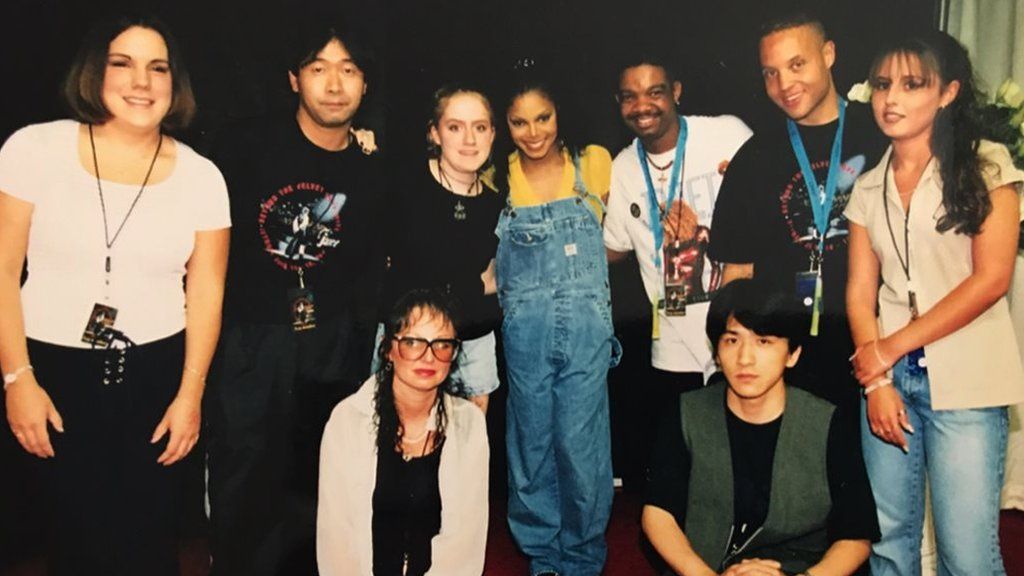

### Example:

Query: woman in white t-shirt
xmin=845 ymin=30 xmax=1023 ymax=575
xmin=0 ymin=14 xmax=229 ymax=575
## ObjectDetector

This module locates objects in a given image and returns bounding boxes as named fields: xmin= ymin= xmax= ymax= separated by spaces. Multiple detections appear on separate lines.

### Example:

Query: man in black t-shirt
xmin=643 ymin=280 xmax=878 ymax=576
xmin=205 ymin=22 xmax=383 ymax=576
xmin=708 ymin=12 xmax=887 ymax=411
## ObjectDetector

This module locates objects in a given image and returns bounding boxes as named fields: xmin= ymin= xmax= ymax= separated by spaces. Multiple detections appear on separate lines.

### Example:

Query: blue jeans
xmin=861 ymin=356 xmax=1008 ymax=576
xmin=497 ymin=195 xmax=618 ymax=576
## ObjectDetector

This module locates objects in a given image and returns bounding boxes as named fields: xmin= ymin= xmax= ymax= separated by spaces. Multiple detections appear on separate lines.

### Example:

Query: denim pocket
xmin=507 ymin=225 xmax=550 ymax=246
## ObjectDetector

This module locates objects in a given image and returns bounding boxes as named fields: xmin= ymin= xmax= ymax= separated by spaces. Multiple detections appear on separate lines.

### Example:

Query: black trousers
xmin=28 ymin=333 xmax=186 ymax=576
xmin=206 ymin=317 xmax=370 ymax=576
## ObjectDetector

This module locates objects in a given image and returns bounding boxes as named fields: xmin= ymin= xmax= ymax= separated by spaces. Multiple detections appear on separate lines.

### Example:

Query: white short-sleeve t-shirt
xmin=604 ymin=115 xmax=752 ymax=374
xmin=0 ymin=120 xmax=231 ymax=347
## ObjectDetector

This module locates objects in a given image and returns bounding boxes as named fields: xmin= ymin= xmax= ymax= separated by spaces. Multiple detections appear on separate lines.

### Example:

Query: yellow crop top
xmin=507 ymin=144 xmax=611 ymax=220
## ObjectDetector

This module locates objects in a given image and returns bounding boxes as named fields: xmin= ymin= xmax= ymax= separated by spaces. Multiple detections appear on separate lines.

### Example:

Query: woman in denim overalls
xmin=496 ymin=69 xmax=620 ymax=576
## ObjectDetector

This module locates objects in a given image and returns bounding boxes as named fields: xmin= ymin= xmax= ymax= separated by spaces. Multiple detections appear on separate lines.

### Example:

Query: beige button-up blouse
xmin=845 ymin=141 xmax=1024 ymax=410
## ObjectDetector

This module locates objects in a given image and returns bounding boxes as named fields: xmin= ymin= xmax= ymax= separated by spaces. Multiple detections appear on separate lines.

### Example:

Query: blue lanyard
xmin=636 ymin=116 xmax=687 ymax=268
xmin=786 ymin=98 xmax=846 ymax=256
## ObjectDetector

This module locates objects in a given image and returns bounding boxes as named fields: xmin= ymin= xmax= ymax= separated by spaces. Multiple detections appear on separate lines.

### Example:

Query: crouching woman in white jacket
xmin=318 ymin=288 xmax=489 ymax=576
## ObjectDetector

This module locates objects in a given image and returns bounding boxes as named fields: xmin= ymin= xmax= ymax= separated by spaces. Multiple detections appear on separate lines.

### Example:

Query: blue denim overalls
xmin=496 ymin=155 xmax=620 ymax=576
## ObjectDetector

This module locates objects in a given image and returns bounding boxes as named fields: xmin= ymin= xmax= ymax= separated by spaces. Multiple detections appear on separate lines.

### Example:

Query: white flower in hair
xmin=996 ymin=79 xmax=1024 ymax=109
xmin=847 ymin=81 xmax=872 ymax=104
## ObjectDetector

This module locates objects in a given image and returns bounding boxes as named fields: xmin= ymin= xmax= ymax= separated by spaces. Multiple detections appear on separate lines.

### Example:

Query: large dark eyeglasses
xmin=392 ymin=336 xmax=461 ymax=363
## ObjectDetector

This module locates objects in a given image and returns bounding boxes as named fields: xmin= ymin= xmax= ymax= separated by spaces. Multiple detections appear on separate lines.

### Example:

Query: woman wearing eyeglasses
xmin=378 ymin=84 xmax=503 ymax=413
xmin=318 ymin=289 xmax=489 ymax=576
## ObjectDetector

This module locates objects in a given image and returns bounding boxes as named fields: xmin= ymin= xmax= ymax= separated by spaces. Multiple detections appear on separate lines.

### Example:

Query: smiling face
xmin=289 ymin=38 xmax=366 ymax=131
xmin=870 ymin=52 xmax=959 ymax=146
xmin=617 ymin=64 xmax=681 ymax=152
xmin=716 ymin=315 xmax=801 ymax=404
xmin=389 ymin=307 xmax=457 ymax=395
xmin=759 ymin=24 xmax=837 ymax=125
xmin=506 ymin=89 xmax=561 ymax=162
xmin=429 ymin=91 xmax=495 ymax=176
xmin=101 ymin=26 xmax=173 ymax=133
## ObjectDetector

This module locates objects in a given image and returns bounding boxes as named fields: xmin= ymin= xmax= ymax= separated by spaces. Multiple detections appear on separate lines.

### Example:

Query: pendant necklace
xmin=437 ymin=161 xmax=479 ymax=221
xmin=89 ymin=124 xmax=163 ymax=300
xmin=646 ymin=153 xmax=674 ymax=188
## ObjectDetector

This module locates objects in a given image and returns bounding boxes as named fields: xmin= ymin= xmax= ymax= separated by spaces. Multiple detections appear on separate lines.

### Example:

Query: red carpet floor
xmin=4 ymin=496 xmax=1023 ymax=575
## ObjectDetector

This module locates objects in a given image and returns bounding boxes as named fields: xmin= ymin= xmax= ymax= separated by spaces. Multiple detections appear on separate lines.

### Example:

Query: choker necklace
xmin=645 ymin=153 xmax=674 ymax=186
xmin=437 ymin=161 xmax=481 ymax=197
xmin=401 ymin=428 xmax=432 ymax=461
xmin=402 ymin=427 xmax=430 ymax=444
xmin=89 ymin=124 xmax=163 ymax=291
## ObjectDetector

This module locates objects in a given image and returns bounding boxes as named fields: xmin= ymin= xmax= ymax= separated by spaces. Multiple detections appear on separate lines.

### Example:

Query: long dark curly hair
xmin=373 ymin=289 xmax=463 ymax=454
xmin=869 ymin=30 xmax=997 ymax=236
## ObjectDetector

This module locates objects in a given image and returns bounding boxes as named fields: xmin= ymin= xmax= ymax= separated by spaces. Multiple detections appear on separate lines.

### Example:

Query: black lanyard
xmin=881 ymin=154 xmax=923 ymax=319
xmin=88 ymin=124 xmax=163 ymax=277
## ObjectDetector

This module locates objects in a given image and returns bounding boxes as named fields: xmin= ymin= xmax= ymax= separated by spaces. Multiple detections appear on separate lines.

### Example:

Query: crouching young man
xmin=642 ymin=279 xmax=878 ymax=576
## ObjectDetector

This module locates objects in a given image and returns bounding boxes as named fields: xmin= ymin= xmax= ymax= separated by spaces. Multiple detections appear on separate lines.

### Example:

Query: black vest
xmin=681 ymin=383 xmax=834 ymax=573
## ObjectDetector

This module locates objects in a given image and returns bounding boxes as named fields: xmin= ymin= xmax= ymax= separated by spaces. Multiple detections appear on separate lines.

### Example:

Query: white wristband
xmin=3 ymin=364 xmax=34 ymax=390
xmin=864 ymin=378 xmax=893 ymax=396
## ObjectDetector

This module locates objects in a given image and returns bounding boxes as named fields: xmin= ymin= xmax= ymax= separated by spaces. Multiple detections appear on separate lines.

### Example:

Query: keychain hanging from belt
xmin=882 ymin=154 xmax=928 ymax=375
xmin=289 ymin=267 xmax=317 ymax=331
xmin=637 ymin=116 xmax=688 ymax=339
xmin=788 ymin=97 xmax=846 ymax=337
xmin=81 ymin=124 xmax=162 ymax=348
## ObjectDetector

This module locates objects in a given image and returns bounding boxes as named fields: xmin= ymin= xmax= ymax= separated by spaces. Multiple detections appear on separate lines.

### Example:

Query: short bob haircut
xmin=63 ymin=14 xmax=196 ymax=132
xmin=706 ymin=279 xmax=805 ymax=355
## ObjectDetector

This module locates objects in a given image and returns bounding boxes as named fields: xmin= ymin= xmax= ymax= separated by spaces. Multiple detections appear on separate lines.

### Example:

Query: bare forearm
xmin=0 ymin=194 xmax=32 ymax=375
xmin=804 ymin=539 xmax=871 ymax=576
xmin=846 ymin=286 xmax=880 ymax=348
xmin=180 ymin=228 xmax=229 ymax=400
xmin=846 ymin=223 xmax=882 ymax=348
xmin=181 ymin=286 xmax=222 ymax=399
xmin=884 ymin=273 xmax=1009 ymax=358
xmin=641 ymin=506 xmax=717 ymax=576
xmin=0 ymin=274 xmax=31 ymax=374
xmin=721 ymin=263 xmax=753 ymax=286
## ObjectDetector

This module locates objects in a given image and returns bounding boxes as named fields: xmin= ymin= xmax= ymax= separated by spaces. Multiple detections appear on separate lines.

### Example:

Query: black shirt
xmin=211 ymin=115 xmax=384 ymax=326
xmin=372 ymin=443 xmax=443 ymax=576
xmin=644 ymin=394 xmax=880 ymax=546
xmin=708 ymin=105 xmax=887 ymax=408
xmin=382 ymin=164 xmax=504 ymax=340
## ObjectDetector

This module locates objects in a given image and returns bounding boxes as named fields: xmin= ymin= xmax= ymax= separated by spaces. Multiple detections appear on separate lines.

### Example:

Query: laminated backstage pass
xmin=81 ymin=303 xmax=118 ymax=348
xmin=288 ymin=287 xmax=317 ymax=332
xmin=663 ymin=239 xmax=687 ymax=317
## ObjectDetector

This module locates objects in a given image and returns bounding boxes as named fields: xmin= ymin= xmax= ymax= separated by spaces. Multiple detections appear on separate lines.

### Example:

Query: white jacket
xmin=317 ymin=376 xmax=489 ymax=575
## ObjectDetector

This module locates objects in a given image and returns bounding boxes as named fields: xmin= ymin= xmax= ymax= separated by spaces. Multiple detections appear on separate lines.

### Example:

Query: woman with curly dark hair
xmin=317 ymin=289 xmax=489 ymax=576
xmin=845 ymin=29 xmax=1024 ymax=575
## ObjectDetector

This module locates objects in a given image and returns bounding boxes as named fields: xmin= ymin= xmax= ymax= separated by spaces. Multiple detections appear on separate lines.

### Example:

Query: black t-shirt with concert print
xmin=709 ymin=104 xmax=887 ymax=408
xmin=212 ymin=115 xmax=384 ymax=326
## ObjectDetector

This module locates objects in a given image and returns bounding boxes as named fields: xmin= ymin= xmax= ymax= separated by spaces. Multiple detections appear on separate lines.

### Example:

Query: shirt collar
xmin=859 ymin=145 xmax=942 ymax=194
